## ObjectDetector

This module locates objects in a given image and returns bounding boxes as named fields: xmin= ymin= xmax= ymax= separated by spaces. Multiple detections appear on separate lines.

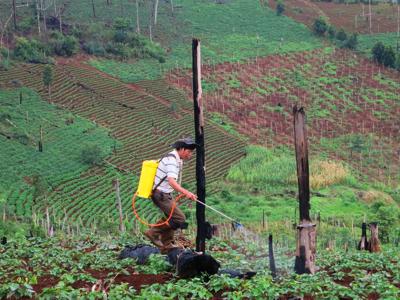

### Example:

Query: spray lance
xmin=192 ymin=198 xmax=243 ymax=230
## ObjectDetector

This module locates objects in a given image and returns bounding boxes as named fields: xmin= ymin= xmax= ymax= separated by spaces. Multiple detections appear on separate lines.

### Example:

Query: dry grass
xmin=357 ymin=190 xmax=394 ymax=205
xmin=309 ymin=160 xmax=350 ymax=190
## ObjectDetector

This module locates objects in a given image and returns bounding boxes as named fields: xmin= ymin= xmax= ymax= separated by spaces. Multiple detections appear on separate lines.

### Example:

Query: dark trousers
xmin=148 ymin=190 xmax=186 ymax=246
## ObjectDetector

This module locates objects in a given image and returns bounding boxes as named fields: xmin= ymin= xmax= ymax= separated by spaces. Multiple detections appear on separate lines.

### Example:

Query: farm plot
xmin=269 ymin=0 xmax=400 ymax=34
xmin=0 ymin=62 xmax=246 ymax=225
xmin=167 ymin=47 xmax=400 ymax=183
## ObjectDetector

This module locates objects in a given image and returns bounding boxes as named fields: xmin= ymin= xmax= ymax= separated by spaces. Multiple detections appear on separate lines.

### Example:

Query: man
xmin=144 ymin=137 xmax=198 ymax=253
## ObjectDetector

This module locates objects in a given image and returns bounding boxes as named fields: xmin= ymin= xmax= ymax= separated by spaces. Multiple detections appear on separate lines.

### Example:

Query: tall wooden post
xmin=293 ymin=106 xmax=316 ymax=274
xmin=193 ymin=39 xmax=206 ymax=253
xmin=39 ymin=126 xmax=43 ymax=152
xmin=268 ymin=234 xmax=277 ymax=279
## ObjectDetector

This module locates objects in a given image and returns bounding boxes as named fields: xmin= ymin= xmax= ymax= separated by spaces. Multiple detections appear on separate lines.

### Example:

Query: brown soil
xmin=30 ymin=275 xmax=60 ymax=294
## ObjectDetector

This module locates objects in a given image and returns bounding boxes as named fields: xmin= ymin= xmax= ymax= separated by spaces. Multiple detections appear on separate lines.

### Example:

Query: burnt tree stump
xmin=293 ymin=106 xmax=316 ymax=274
xmin=368 ymin=222 xmax=381 ymax=253
xmin=357 ymin=222 xmax=369 ymax=250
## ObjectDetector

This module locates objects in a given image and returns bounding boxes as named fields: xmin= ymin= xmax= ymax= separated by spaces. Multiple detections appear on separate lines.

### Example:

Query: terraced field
xmin=0 ymin=63 xmax=246 ymax=225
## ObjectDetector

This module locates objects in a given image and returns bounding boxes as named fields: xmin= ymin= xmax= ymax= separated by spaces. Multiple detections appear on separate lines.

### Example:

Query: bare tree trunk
xmin=12 ymin=0 xmax=17 ymax=29
xmin=45 ymin=205 xmax=53 ymax=237
xmin=136 ymin=0 xmax=140 ymax=33
xmin=171 ymin=0 xmax=174 ymax=13
xmin=149 ymin=23 xmax=152 ymax=41
xmin=0 ymin=12 xmax=13 ymax=48
xmin=154 ymin=0 xmax=159 ymax=25
xmin=41 ymin=0 xmax=47 ymax=32
xmin=36 ymin=0 xmax=41 ymax=35
xmin=113 ymin=179 xmax=125 ymax=233
xmin=120 ymin=0 xmax=123 ymax=16
xmin=91 ymin=0 xmax=96 ymax=18
xmin=368 ymin=0 xmax=372 ymax=33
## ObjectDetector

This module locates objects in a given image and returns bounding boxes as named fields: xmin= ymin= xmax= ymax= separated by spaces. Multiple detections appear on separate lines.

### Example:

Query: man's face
xmin=180 ymin=148 xmax=194 ymax=160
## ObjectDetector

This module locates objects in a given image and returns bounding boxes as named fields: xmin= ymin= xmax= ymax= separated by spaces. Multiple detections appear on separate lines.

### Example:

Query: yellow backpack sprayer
xmin=132 ymin=155 xmax=185 ymax=227
xmin=132 ymin=155 xmax=243 ymax=229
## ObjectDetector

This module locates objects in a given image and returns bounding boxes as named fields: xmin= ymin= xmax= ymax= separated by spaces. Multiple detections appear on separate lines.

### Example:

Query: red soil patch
xmin=269 ymin=0 xmax=399 ymax=34
xmin=30 ymin=275 xmax=60 ymax=294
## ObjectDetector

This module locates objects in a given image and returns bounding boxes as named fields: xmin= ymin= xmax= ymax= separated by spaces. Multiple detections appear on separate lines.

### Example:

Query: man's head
xmin=171 ymin=137 xmax=197 ymax=160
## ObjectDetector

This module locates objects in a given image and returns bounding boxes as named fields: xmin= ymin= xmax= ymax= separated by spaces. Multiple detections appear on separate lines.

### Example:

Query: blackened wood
xmin=268 ymin=234 xmax=277 ymax=279
xmin=193 ymin=39 xmax=206 ymax=253
xmin=39 ymin=126 xmax=43 ymax=152
xmin=19 ymin=91 xmax=22 ymax=104
xmin=294 ymin=222 xmax=316 ymax=274
xmin=12 ymin=0 xmax=17 ymax=29
xmin=293 ymin=106 xmax=310 ymax=221
xmin=293 ymin=106 xmax=316 ymax=274
xmin=368 ymin=222 xmax=381 ymax=252
xmin=357 ymin=222 xmax=368 ymax=250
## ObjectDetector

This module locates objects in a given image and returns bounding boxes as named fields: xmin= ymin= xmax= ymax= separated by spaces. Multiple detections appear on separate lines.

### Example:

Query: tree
xmin=276 ymin=1 xmax=285 ymax=16
xmin=42 ymin=65 xmax=53 ymax=99
xmin=313 ymin=17 xmax=328 ymax=36
xmin=372 ymin=41 xmax=385 ymax=64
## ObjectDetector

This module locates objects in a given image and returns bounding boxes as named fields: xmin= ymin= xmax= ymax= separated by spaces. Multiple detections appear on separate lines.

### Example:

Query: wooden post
xmin=293 ymin=106 xmax=316 ymax=274
xmin=193 ymin=39 xmax=206 ymax=253
xmin=113 ymin=179 xmax=125 ymax=233
xmin=262 ymin=209 xmax=265 ymax=229
xmin=39 ymin=126 xmax=43 ymax=152
xmin=19 ymin=91 xmax=22 ymax=104
xmin=268 ymin=234 xmax=277 ymax=279
xmin=368 ymin=222 xmax=381 ymax=253
xmin=357 ymin=222 xmax=368 ymax=250
xmin=91 ymin=0 xmax=96 ymax=18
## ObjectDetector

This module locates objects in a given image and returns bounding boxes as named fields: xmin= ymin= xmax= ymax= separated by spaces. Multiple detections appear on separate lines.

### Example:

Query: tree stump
xmin=357 ymin=222 xmax=369 ymax=250
xmin=295 ymin=222 xmax=316 ymax=274
xmin=368 ymin=222 xmax=381 ymax=253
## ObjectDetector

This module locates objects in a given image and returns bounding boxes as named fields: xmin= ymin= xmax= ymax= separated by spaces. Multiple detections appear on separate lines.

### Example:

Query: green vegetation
xmin=358 ymin=32 xmax=399 ymax=56
xmin=0 ymin=88 xmax=115 ymax=205
xmin=91 ymin=0 xmax=321 ymax=81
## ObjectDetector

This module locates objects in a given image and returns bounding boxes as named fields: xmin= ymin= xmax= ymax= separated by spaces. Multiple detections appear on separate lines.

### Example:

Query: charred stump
xmin=357 ymin=222 xmax=369 ymax=250
xmin=293 ymin=106 xmax=316 ymax=274
xmin=368 ymin=222 xmax=381 ymax=253
xmin=268 ymin=234 xmax=277 ymax=279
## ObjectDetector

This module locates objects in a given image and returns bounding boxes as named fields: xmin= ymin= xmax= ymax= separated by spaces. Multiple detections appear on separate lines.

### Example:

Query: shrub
xmin=327 ymin=26 xmax=336 ymax=39
xmin=13 ymin=37 xmax=47 ymax=63
xmin=81 ymin=144 xmax=104 ymax=166
xmin=276 ymin=1 xmax=285 ymax=16
xmin=336 ymin=28 xmax=347 ymax=41
xmin=342 ymin=33 xmax=358 ymax=50
xmin=382 ymin=46 xmax=396 ymax=68
xmin=82 ymin=41 xmax=106 ymax=56
xmin=313 ymin=17 xmax=328 ymax=36
xmin=396 ymin=54 xmax=400 ymax=72
xmin=371 ymin=42 xmax=385 ymax=64
xmin=48 ymin=32 xmax=78 ymax=57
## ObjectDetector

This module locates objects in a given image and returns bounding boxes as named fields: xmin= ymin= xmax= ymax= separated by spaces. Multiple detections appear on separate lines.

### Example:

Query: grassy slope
xmin=90 ymin=0 xmax=322 ymax=81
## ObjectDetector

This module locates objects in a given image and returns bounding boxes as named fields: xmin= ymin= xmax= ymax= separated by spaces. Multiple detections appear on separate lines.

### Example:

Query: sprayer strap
xmin=152 ymin=153 xmax=177 ymax=193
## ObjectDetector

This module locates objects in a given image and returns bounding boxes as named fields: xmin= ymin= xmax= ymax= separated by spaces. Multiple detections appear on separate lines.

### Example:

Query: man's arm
xmin=168 ymin=177 xmax=197 ymax=201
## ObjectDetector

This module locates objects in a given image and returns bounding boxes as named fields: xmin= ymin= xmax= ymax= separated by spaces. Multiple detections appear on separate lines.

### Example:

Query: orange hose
xmin=132 ymin=192 xmax=185 ymax=227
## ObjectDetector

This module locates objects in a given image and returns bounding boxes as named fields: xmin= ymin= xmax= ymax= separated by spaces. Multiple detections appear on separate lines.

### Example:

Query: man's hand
xmin=183 ymin=190 xmax=197 ymax=201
